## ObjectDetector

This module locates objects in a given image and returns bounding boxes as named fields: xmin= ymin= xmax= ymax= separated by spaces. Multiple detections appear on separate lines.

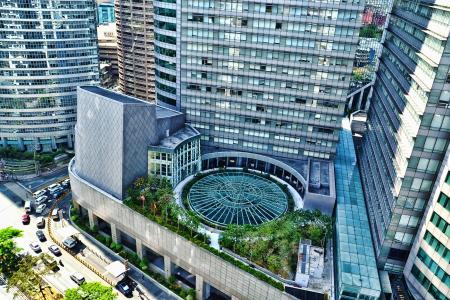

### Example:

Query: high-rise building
xmin=98 ymin=2 xmax=115 ymax=24
xmin=0 ymin=0 xmax=99 ymax=151
xmin=117 ymin=0 xmax=365 ymax=161
xmin=179 ymin=1 xmax=365 ymax=161
xmin=115 ymin=0 xmax=155 ymax=102
xmin=359 ymin=0 xmax=450 ymax=273
xmin=403 ymin=145 xmax=450 ymax=300
xmin=98 ymin=23 xmax=118 ymax=74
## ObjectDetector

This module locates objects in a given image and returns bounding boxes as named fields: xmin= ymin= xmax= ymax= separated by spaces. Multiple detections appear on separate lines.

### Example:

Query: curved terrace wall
xmin=69 ymin=159 xmax=295 ymax=300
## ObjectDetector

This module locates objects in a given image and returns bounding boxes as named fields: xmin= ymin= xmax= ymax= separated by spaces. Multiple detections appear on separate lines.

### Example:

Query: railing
xmin=46 ymin=193 xmax=116 ymax=287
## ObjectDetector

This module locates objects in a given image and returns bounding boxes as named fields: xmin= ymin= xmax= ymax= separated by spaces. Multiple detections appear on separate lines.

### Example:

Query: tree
xmin=0 ymin=227 xmax=23 ymax=276
xmin=7 ymin=253 xmax=53 ymax=299
xmin=65 ymin=282 xmax=117 ymax=300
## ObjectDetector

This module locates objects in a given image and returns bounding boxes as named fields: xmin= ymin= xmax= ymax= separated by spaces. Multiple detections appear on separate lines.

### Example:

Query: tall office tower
xmin=176 ymin=0 xmax=364 ymax=161
xmin=0 ymin=0 xmax=99 ymax=151
xmin=115 ymin=0 xmax=155 ymax=102
xmin=359 ymin=0 xmax=450 ymax=273
xmin=403 ymin=146 xmax=450 ymax=300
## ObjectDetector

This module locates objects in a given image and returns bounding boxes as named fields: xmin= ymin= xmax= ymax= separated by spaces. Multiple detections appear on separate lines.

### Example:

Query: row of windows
xmin=430 ymin=212 xmax=450 ymax=238
xmin=185 ymin=0 xmax=360 ymax=20
xmin=438 ymin=192 xmax=450 ymax=213
xmin=187 ymin=15 xmax=356 ymax=36
xmin=185 ymin=43 xmax=351 ymax=66
xmin=183 ymin=93 xmax=340 ymax=110
xmin=185 ymin=62 xmax=347 ymax=81
xmin=187 ymin=111 xmax=335 ymax=133
xmin=411 ymin=265 xmax=449 ymax=300
xmin=417 ymin=248 xmax=450 ymax=288
xmin=185 ymin=81 xmax=346 ymax=97
xmin=185 ymin=30 xmax=355 ymax=52
xmin=423 ymin=230 xmax=450 ymax=264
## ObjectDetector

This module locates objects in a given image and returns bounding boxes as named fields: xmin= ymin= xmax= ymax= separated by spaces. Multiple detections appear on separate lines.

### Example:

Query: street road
xmin=19 ymin=167 xmax=68 ymax=192
xmin=0 ymin=182 xmax=128 ymax=300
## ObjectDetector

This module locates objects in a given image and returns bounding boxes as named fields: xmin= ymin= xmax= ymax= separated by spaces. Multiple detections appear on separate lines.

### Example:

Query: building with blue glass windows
xmin=0 ymin=0 xmax=99 ymax=151
xmin=358 ymin=0 xmax=450 ymax=274
xmin=98 ymin=2 xmax=115 ymax=24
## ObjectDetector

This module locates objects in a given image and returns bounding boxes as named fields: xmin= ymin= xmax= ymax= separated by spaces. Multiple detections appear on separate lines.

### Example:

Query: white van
xmin=51 ymin=208 xmax=59 ymax=220
xmin=24 ymin=201 xmax=32 ymax=213
xmin=48 ymin=185 xmax=62 ymax=194
xmin=33 ymin=190 xmax=46 ymax=198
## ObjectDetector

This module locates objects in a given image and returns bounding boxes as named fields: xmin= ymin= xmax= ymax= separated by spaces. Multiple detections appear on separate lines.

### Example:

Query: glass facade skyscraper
xmin=403 ymin=145 xmax=450 ymax=300
xmin=359 ymin=0 xmax=450 ymax=273
xmin=116 ymin=0 xmax=366 ymax=161
xmin=178 ymin=0 xmax=365 ymax=161
xmin=0 ymin=0 xmax=99 ymax=151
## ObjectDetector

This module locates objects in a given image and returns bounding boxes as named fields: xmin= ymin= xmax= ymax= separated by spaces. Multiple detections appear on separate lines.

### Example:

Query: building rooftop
xmin=153 ymin=125 xmax=200 ymax=150
xmin=79 ymin=86 xmax=148 ymax=105
xmin=156 ymin=105 xmax=183 ymax=119
xmin=334 ymin=118 xmax=381 ymax=299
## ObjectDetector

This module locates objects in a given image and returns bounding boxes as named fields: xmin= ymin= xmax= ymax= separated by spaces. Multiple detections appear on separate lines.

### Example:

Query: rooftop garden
xmin=120 ymin=174 xmax=332 ymax=288
xmin=359 ymin=24 xmax=383 ymax=39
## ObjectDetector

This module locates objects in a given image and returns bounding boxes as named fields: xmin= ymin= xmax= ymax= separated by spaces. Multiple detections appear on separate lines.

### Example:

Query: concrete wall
xmin=69 ymin=159 xmax=295 ymax=300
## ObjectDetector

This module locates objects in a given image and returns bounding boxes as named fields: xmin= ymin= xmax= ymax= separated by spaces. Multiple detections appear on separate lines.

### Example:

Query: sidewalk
xmin=63 ymin=214 xmax=180 ymax=300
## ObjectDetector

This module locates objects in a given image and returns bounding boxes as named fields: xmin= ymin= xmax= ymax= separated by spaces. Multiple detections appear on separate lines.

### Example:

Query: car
xmin=61 ymin=179 xmax=70 ymax=188
xmin=51 ymin=208 xmax=59 ymax=220
xmin=63 ymin=236 xmax=77 ymax=249
xmin=36 ymin=203 xmax=47 ymax=214
xmin=41 ymin=255 xmax=59 ymax=272
xmin=29 ymin=241 xmax=41 ymax=252
xmin=48 ymin=245 xmax=61 ymax=256
xmin=22 ymin=214 xmax=30 ymax=224
xmin=116 ymin=281 xmax=132 ymax=297
xmin=35 ymin=195 xmax=48 ymax=206
xmin=47 ymin=184 xmax=61 ymax=194
xmin=70 ymin=273 xmax=85 ymax=285
xmin=36 ymin=216 xmax=45 ymax=228
xmin=51 ymin=190 xmax=63 ymax=199
xmin=24 ymin=201 xmax=32 ymax=213
xmin=36 ymin=230 xmax=46 ymax=242
xmin=33 ymin=190 xmax=46 ymax=198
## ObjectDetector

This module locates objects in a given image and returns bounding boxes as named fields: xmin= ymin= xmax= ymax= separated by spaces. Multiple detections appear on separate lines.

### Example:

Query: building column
xmin=347 ymin=95 xmax=355 ymax=111
xmin=18 ymin=138 xmax=25 ymax=151
xmin=356 ymin=89 xmax=364 ymax=110
xmin=363 ymin=85 xmax=374 ymax=111
xmin=67 ymin=133 xmax=73 ymax=149
xmin=111 ymin=223 xmax=119 ymax=243
xmin=231 ymin=296 xmax=240 ymax=300
xmin=136 ymin=238 xmax=143 ymax=260
xmin=195 ymin=275 xmax=205 ymax=300
xmin=88 ymin=209 xmax=98 ymax=229
xmin=164 ymin=255 xmax=173 ymax=279
xmin=51 ymin=137 xmax=57 ymax=150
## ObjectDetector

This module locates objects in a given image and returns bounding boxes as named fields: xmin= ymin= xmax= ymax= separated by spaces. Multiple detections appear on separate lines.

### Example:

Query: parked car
xmin=48 ymin=245 xmax=61 ymax=256
xmin=61 ymin=179 xmax=70 ymax=188
xmin=33 ymin=190 xmax=46 ymax=198
xmin=51 ymin=208 xmax=59 ymax=220
xmin=41 ymin=255 xmax=59 ymax=272
xmin=29 ymin=241 xmax=41 ymax=252
xmin=116 ymin=281 xmax=132 ymax=297
xmin=36 ymin=204 xmax=47 ymax=214
xmin=24 ymin=201 xmax=32 ymax=214
xmin=35 ymin=195 xmax=48 ymax=206
xmin=47 ymin=184 xmax=61 ymax=194
xmin=51 ymin=190 xmax=63 ymax=199
xmin=70 ymin=273 xmax=85 ymax=285
xmin=63 ymin=236 xmax=77 ymax=249
xmin=36 ymin=230 xmax=46 ymax=242
xmin=22 ymin=214 xmax=30 ymax=224
xmin=36 ymin=217 xmax=45 ymax=228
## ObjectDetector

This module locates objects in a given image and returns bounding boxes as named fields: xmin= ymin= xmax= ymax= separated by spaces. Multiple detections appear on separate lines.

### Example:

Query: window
xmin=438 ymin=192 xmax=450 ymax=212
xmin=399 ymin=215 xmax=419 ymax=227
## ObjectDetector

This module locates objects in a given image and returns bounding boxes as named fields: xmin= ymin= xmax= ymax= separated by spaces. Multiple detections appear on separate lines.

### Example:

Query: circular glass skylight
xmin=188 ymin=171 xmax=288 ymax=227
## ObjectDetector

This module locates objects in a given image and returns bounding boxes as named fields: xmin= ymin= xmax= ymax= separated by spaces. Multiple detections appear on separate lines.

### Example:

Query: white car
xmin=47 ymin=184 xmax=62 ymax=194
xmin=29 ymin=241 xmax=41 ymax=252
xmin=36 ymin=204 xmax=47 ymax=214
xmin=63 ymin=237 xmax=77 ymax=249
xmin=35 ymin=195 xmax=48 ymax=206
xmin=33 ymin=190 xmax=46 ymax=198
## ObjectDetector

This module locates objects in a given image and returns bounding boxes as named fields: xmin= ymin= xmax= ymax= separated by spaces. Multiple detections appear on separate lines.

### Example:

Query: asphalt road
xmin=0 ymin=182 xmax=128 ymax=300
xmin=19 ymin=167 xmax=68 ymax=192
